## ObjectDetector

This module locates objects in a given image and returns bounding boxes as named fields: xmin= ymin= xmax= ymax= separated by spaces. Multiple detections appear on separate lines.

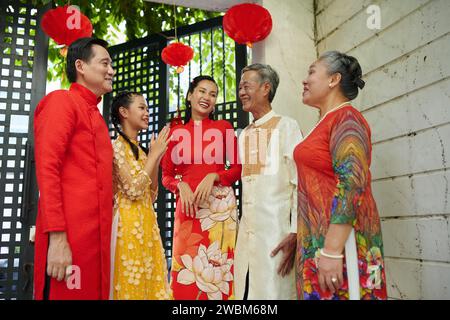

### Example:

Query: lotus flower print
xmin=177 ymin=241 xmax=233 ymax=300
xmin=196 ymin=186 xmax=237 ymax=232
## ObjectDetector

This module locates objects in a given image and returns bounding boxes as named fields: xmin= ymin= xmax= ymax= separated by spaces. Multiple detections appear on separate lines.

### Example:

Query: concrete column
xmin=251 ymin=0 xmax=318 ymax=134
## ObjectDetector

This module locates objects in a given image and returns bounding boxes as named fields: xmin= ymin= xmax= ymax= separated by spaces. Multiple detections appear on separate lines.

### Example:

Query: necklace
xmin=301 ymin=101 xmax=352 ymax=141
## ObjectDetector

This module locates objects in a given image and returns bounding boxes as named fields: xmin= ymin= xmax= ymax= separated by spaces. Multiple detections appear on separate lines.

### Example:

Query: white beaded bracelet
xmin=319 ymin=248 xmax=344 ymax=259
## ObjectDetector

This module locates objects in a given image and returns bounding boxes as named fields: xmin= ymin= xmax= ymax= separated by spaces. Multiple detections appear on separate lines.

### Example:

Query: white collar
xmin=253 ymin=110 xmax=276 ymax=127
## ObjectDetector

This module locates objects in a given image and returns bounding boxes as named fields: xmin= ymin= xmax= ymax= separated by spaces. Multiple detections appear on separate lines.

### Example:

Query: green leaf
xmin=41 ymin=1 xmax=221 ymax=89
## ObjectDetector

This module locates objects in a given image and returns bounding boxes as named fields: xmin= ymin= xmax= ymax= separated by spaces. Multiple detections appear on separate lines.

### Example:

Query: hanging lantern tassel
xmin=176 ymin=66 xmax=185 ymax=74
xmin=59 ymin=46 xmax=68 ymax=57
xmin=223 ymin=3 xmax=272 ymax=47
xmin=161 ymin=42 xmax=194 ymax=73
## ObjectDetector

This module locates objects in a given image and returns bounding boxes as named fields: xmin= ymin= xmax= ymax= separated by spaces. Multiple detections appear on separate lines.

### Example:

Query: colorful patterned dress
xmin=161 ymin=118 xmax=242 ymax=300
xmin=293 ymin=105 xmax=387 ymax=300
xmin=112 ymin=135 xmax=172 ymax=300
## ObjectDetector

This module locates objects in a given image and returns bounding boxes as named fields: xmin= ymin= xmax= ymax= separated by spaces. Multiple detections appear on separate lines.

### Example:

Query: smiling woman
xmin=294 ymin=51 xmax=387 ymax=300
xmin=161 ymin=75 xmax=242 ymax=300
xmin=183 ymin=75 xmax=218 ymax=123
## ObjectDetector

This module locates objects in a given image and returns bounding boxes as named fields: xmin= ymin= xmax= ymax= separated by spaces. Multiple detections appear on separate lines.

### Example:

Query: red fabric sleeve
xmin=34 ymin=91 xmax=76 ymax=233
xmin=161 ymin=127 xmax=180 ymax=194
xmin=216 ymin=120 xmax=242 ymax=186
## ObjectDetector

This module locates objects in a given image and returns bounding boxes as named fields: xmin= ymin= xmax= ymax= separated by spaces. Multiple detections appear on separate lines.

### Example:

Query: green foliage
xmin=31 ymin=0 xmax=220 ymax=87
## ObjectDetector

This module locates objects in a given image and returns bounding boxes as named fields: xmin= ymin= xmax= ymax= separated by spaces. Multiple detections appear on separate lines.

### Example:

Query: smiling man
xmin=33 ymin=37 xmax=115 ymax=300
xmin=235 ymin=63 xmax=303 ymax=299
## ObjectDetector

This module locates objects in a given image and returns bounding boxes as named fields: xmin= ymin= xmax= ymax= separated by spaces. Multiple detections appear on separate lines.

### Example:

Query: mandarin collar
xmin=70 ymin=83 xmax=102 ymax=106
xmin=188 ymin=117 xmax=213 ymax=127
xmin=253 ymin=109 xmax=276 ymax=127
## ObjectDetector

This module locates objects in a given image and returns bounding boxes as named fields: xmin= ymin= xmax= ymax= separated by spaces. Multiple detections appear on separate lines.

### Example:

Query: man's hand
xmin=271 ymin=233 xmax=297 ymax=277
xmin=47 ymin=231 xmax=72 ymax=282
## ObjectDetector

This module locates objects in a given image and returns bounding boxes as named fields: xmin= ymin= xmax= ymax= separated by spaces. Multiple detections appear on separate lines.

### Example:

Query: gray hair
xmin=241 ymin=63 xmax=280 ymax=102
xmin=319 ymin=50 xmax=365 ymax=100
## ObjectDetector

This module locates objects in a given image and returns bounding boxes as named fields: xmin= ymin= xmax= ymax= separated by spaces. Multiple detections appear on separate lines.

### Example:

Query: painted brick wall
xmin=316 ymin=0 xmax=450 ymax=299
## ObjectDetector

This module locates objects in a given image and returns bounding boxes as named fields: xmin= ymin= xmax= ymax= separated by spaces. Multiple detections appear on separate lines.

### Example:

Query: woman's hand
xmin=193 ymin=173 xmax=218 ymax=205
xmin=316 ymin=254 xmax=344 ymax=294
xmin=177 ymin=181 xmax=197 ymax=218
xmin=149 ymin=125 xmax=170 ymax=160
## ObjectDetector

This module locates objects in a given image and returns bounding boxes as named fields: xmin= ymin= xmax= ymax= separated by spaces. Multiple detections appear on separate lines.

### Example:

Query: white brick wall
xmin=316 ymin=0 xmax=450 ymax=299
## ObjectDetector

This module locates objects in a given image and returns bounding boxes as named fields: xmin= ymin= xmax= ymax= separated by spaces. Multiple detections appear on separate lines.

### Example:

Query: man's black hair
xmin=66 ymin=37 xmax=108 ymax=83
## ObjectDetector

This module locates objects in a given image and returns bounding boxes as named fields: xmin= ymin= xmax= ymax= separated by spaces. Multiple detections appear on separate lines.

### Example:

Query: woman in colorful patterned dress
xmin=294 ymin=51 xmax=387 ymax=300
xmin=161 ymin=75 xmax=242 ymax=300
xmin=110 ymin=91 xmax=172 ymax=300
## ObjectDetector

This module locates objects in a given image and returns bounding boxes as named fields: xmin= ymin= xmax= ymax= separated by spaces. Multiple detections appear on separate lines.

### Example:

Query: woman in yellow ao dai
xmin=110 ymin=91 xmax=172 ymax=300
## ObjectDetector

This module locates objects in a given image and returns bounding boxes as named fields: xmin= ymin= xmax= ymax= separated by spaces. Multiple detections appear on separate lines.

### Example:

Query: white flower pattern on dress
xmin=112 ymin=136 xmax=172 ymax=300
xmin=196 ymin=186 xmax=237 ymax=232
xmin=177 ymin=241 xmax=233 ymax=300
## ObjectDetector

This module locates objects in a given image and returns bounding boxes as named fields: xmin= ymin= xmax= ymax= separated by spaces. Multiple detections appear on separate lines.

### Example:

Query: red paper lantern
xmin=161 ymin=42 xmax=194 ymax=73
xmin=41 ymin=5 xmax=93 ymax=47
xmin=223 ymin=3 xmax=272 ymax=47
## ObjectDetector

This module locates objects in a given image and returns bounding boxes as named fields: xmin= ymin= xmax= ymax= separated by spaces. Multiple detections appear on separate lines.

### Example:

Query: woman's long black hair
xmin=183 ymin=75 xmax=218 ymax=124
xmin=111 ymin=91 xmax=149 ymax=160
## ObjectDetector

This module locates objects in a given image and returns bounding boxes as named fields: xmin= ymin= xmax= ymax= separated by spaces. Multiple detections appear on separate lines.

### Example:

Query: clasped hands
xmin=177 ymin=173 xmax=219 ymax=218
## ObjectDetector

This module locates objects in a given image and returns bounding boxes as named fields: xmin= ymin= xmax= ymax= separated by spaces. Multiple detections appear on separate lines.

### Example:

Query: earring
xmin=329 ymin=83 xmax=333 ymax=88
